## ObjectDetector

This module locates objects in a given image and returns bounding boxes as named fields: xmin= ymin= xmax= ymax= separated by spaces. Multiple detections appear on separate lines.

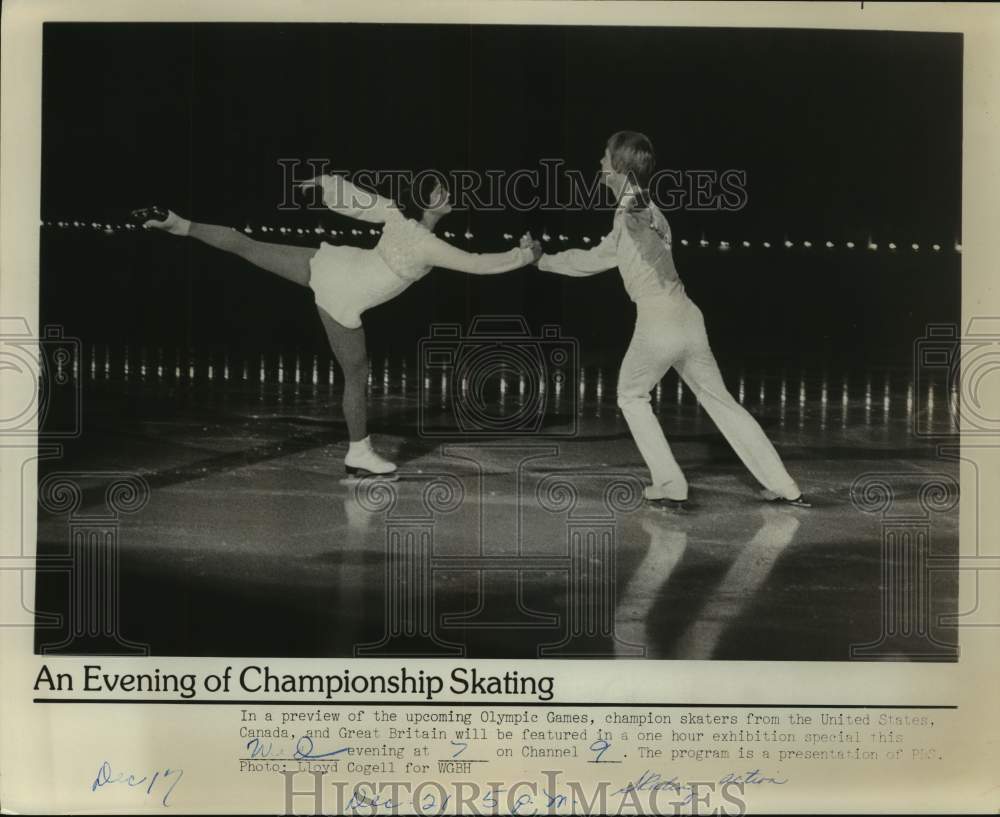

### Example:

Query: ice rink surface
xmin=34 ymin=365 xmax=959 ymax=661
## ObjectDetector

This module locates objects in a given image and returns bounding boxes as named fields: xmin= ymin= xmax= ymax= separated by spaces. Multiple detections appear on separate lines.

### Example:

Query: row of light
xmin=40 ymin=220 xmax=963 ymax=253
xmin=72 ymin=344 xmax=958 ymax=403
xmin=66 ymin=345 xmax=958 ymax=432
xmin=684 ymin=238 xmax=962 ymax=253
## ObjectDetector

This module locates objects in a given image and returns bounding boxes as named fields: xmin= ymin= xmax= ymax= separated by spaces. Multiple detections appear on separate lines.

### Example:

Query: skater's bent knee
xmin=617 ymin=391 xmax=651 ymax=411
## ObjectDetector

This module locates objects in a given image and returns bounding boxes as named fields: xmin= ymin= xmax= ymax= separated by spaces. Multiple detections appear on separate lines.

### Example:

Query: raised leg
xmin=187 ymin=222 xmax=315 ymax=287
xmin=146 ymin=211 xmax=393 ymax=471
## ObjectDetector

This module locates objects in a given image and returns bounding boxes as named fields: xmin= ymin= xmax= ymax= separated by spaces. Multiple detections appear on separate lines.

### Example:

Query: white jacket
xmin=539 ymin=188 xmax=686 ymax=304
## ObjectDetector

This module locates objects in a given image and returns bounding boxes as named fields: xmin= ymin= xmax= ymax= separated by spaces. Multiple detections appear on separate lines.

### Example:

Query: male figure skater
xmin=537 ymin=131 xmax=809 ymax=509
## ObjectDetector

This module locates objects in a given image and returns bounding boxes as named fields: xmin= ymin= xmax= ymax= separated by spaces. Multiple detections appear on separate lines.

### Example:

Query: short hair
xmin=607 ymin=131 xmax=656 ymax=188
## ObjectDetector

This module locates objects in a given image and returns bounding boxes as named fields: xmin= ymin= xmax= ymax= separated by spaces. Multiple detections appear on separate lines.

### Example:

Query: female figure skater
xmin=140 ymin=172 xmax=541 ymax=478
xmin=537 ymin=131 xmax=808 ymax=510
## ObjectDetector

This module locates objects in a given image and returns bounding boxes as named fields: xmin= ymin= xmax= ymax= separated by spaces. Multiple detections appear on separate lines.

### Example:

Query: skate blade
xmin=759 ymin=488 xmax=813 ymax=509
xmin=762 ymin=494 xmax=812 ymax=509
xmin=645 ymin=498 xmax=690 ymax=513
xmin=343 ymin=466 xmax=399 ymax=482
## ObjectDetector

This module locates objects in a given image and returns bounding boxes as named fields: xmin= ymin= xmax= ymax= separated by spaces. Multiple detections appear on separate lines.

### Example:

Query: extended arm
xmin=304 ymin=174 xmax=398 ymax=224
xmin=420 ymin=234 xmax=537 ymax=275
xmin=537 ymin=228 xmax=618 ymax=277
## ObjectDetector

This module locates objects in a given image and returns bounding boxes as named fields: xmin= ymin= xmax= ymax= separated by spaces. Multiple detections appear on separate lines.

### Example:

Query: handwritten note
xmin=91 ymin=761 xmax=184 ymax=807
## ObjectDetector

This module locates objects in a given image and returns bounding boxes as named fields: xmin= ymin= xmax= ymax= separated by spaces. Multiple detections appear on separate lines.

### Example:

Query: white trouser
xmin=616 ymin=294 xmax=800 ymax=501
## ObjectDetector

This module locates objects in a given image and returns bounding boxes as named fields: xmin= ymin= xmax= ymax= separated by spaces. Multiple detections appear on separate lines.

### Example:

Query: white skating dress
xmin=308 ymin=175 xmax=534 ymax=328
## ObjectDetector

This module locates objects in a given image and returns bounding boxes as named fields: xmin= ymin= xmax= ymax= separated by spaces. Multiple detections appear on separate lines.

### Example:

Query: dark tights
xmin=187 ymin=223 xmax=369 ymax=441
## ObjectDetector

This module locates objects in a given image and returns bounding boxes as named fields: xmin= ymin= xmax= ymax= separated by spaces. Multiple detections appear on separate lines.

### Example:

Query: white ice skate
xmin=344 ymin=437 xmax=398 ymax=480
xmin=644 ymin=483 xmax=688 ymax=512
xmin=132 ymin=206 xmax=191 ymax=236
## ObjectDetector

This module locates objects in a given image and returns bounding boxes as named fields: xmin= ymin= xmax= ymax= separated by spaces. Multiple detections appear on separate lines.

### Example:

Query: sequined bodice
xmin=375 ymin=214 xmax=433 ymax=282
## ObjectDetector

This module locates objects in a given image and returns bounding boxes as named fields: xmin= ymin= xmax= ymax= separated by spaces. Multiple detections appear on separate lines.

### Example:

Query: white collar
xmin=616 ymin=184 xmax=645 ymax=212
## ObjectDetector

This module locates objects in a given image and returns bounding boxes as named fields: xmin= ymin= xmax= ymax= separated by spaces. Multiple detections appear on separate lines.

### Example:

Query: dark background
xmin=40 ymin=24 xmax=962 ymax=373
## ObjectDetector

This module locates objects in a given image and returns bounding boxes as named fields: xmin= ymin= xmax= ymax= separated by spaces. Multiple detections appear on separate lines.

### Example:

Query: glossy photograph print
xmin=33 ymin=23 xmax=961 ymax=660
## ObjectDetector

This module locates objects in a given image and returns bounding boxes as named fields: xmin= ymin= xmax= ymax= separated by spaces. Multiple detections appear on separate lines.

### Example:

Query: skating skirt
xmin=308 ymin=242 xmax=412 ymax=329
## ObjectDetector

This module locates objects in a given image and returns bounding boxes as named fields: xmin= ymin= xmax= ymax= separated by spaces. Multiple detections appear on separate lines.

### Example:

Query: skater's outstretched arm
xmin=299 ymin=173 xmax=398 ymax=223
xmin=419 ymin=232 xmax=541 ymax=275
xmin=537 ymin=229 xmax=618 ymax=276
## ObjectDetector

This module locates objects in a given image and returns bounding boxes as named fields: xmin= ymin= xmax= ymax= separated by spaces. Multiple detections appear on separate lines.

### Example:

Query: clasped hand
xmin=520 ymin=232 xmax=543 ymax=263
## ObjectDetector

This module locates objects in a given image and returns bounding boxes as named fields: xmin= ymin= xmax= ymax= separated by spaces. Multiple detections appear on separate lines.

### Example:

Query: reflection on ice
xmin=670 ymin=507 xmax=800 ymax=660
xmin=47 ymin=344 xmax=959 ymax=435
